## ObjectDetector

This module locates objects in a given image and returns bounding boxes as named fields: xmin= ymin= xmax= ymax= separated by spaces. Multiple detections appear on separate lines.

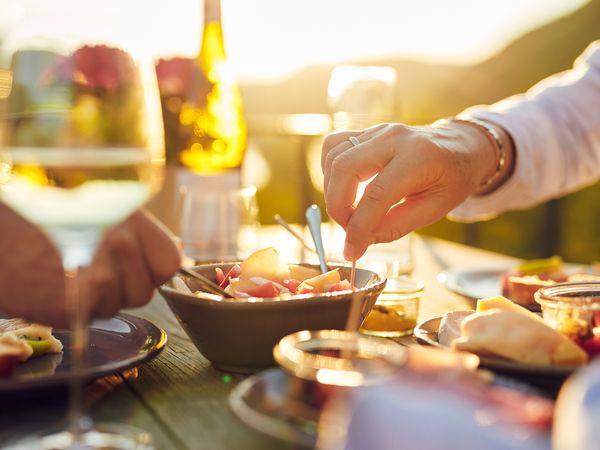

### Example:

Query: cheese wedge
xmin=476 ymin=296 xmax=545 ymax=323
xmin=452 ymin=308 xmax=588 ymax=367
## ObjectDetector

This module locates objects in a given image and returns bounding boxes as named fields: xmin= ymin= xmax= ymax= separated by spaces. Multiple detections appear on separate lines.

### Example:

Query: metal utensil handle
xmin=305 ymin=205 xmax=328 ymax=274
xmin=274 ymin=214 xmax=317 ymax=254
xmin=177 ymin=267 xmax=234 ymax=298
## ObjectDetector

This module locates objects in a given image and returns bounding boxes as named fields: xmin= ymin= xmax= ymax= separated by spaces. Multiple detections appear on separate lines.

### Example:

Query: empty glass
xmin=327 ymin=65 xmax=398 ymax=131
xmin=179 ymin=184 xmax=259 ymax=262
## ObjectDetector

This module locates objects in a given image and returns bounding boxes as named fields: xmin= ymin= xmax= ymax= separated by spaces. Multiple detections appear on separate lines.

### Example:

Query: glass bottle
xmin=174 ymin=0 xmax=250 ymax=261
xmin=178 ymin=0 xmax=247 ymax=179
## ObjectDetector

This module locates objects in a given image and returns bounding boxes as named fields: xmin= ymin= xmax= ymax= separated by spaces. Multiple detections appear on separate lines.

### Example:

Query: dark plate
xmin=229 ymin=367 xmax=319 ymax=449
xmin=414 ymin=316 xmax=575 ymax=379
xmin=0 ymin=313 xmax=167 ymax=393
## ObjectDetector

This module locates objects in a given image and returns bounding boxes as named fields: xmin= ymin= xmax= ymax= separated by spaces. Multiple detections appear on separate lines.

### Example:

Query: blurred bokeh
xmin=4 ymin=0 xmax=600 ymax=262
xmin=236 ymin=0 xmax=600 ymax=263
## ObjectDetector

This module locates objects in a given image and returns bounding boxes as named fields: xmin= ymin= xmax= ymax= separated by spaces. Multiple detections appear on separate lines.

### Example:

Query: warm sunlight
xmin=1 ymin=0 xmax=588 ymax=82
xmin=149 ymin=0 xmax=588 ymax=81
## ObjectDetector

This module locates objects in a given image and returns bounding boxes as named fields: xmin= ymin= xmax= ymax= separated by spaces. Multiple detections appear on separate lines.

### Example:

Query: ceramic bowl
xmin=159 ymin=263 xmax=386 ymax=373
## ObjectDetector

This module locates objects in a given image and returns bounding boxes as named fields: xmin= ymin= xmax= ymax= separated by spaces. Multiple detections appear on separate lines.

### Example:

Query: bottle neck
xmin=204 ymin=0 xmax=221 ymax=24
xmin=201 ymin=0 xmax=226 ymax=65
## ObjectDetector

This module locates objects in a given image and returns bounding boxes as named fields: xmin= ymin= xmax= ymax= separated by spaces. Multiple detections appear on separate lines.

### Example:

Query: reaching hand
xmin=321 ymin=121 xmax=504 ymax=261
xmin=0 ymin=205 xmax=181 ymax=327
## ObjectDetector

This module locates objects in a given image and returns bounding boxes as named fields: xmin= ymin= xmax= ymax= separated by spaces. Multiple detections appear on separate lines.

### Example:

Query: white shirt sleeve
xmin=449 ymin=41 xmax=600 ymax=222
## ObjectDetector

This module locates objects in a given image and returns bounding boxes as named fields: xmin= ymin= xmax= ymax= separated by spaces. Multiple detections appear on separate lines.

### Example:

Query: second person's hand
xmin=321 ymin=121 xmax=506 ymax=261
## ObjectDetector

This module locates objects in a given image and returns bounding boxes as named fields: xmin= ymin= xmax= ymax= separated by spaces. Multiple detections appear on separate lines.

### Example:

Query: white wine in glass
xmin=0 ymin=27 xmax=163 ymax=450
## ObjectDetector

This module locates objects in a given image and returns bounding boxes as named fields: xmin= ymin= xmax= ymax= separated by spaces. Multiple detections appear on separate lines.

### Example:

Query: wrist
xmin=468 ymin=118 xmax=515 ymax=196
xmin=436 ymin=117 xmax=515 ymax=196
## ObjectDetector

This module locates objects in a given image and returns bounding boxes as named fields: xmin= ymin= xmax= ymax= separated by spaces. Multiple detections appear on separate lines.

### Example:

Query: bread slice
xmin=452 ymin=308 xmax=588 ymax=367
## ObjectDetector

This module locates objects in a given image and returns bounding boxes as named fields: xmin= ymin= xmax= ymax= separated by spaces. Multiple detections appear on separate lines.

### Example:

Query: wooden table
xmin=0 ymin=233 xmax=521 ymax=449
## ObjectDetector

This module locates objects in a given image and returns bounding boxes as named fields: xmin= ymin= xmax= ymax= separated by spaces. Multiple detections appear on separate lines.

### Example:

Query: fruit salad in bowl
xmin=214 ymin=247 xmax=353 ymax=299
xmin=159 ymin=248 xmax=386 ymax=372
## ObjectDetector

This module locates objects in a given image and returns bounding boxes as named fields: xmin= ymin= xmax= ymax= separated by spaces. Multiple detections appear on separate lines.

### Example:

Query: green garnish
xmin=517 ymin=255 xmax=563 ymax=275
xmin=21 ymin=338 xmax=52 ymax=355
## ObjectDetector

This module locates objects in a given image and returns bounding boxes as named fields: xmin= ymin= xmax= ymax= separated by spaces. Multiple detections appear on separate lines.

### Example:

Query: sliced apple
xmin=296 ymin=268 xmax=341 ymax=294
xmin=239 ymin=247 xmax=290 ymax=282
xmin=287 ymin=264 xmax=321 ymax=282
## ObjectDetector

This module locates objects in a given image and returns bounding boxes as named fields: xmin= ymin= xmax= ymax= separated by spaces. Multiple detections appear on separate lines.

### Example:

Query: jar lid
xmin=535 ymin=281 xmax=600 ymax=310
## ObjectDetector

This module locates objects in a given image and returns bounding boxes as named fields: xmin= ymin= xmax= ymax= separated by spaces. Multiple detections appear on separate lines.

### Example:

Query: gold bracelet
xmin=444 ymin=117 xmax=505 ymax=191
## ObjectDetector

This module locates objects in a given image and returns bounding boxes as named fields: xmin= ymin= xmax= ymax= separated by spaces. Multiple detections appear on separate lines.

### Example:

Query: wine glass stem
xmin=66 ymin=266 xmax=91 ymax=436
xmin=54 ymin=229 xmax=101 ymax=438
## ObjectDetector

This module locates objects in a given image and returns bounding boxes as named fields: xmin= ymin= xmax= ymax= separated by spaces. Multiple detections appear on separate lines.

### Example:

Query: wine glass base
xmin=6 ymin=423 xmax=154 ymax=450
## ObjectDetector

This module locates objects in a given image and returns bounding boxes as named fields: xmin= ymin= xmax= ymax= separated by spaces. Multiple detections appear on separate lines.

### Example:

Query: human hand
xmin=0 ymin=205 xmax=181 ymax=327
xmin=321 ymin=122 xmax=504 ymax=260
xmin=79 ymin=209 xmax=182 ymax=322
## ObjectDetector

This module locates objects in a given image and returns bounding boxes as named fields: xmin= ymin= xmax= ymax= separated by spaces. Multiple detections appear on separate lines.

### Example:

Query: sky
xmin=0 ymin=0 xmax=589 ymax=82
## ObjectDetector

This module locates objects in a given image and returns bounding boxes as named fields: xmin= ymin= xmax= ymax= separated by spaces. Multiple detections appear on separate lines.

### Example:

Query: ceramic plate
xmin=229 ymin=367 xmax=319 ymax=449
xmin=414 ymin=316 xmax=575 ymax=380
xmin=437 ymin=264 xmax=591 ymax=311
xmin=0 ymin=313 xmax=167 ymax=393
xmin=436 ymin=267 xmax=509 ymax=300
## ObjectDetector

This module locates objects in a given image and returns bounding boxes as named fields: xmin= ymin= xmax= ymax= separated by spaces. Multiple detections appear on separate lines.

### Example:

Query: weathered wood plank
xmin=0 ymin=374 xmax=177 ymax=449
xmin=0 ymin=233 xmax=525 ymax=449
xmin=123 ymin=297 xmax=284 ymax=450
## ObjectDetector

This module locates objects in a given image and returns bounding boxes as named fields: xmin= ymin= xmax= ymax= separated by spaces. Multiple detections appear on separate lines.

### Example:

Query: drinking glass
xmin=0 ymin=15 xmax=164 ymax=450
xmin=179 ymin=184 xmax=260 ymax=262
xmin=327 ymin=65 xmax=397 ymax=131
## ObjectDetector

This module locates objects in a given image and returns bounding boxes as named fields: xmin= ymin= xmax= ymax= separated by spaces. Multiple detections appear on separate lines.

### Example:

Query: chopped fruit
xmin=210 ymin=248 xmax=352 ymax=299
xmin=239 ymin=247 xmax=290 ymax=282
xmin=217 ymin=264 xmax=241 ymax=288
xmin=243 ymin=282 xmax=281 ymax=298
xmin=575 ymin=335 xmax=600 ymax=358
xmin=215 ymin=267 xmax=225 ymax=286
xmin=327 ymin=280 xmax=353 ymax=293
xmin=296 ymin=269 xmax=341 ymax=294
xmin=288 ymin=264 xmax=321 ymax=281
xmin=282 ymin=279 xmax=301 ymax=293
xmin=556 ymin=314 xmax=589 ymax=340
xmin=23 ymin=339 xmax=52 ymax=356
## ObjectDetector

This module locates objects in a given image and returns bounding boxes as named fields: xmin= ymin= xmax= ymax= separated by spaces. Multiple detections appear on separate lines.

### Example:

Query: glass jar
xmin=273 ymin=329 xmax=406 ymax=387
xmin=360 ymin=278 xmax=424 ymax=337
xmin=535 ymin=281 xmax=600 ymax=357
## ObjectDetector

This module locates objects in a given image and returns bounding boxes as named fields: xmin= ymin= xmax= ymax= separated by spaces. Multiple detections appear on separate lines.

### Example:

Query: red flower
xmin=155 ymin=57 xmax=195 ymax=98
xmin=70 ymin=45 xmax=137 ymax=90
xmin=43 ymin=44 xmax=138 ymax=90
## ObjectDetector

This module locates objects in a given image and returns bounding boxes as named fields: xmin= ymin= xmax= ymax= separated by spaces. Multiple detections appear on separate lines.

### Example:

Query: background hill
xmin=240 ymin=0 xmax=600 ymax=262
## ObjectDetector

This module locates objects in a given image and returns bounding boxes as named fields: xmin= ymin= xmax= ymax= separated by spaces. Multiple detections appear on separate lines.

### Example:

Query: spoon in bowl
xmin=305 ymin=204 xmax=328 ymax=274
xmin=177 ymin=266 xmax=234 ymax=298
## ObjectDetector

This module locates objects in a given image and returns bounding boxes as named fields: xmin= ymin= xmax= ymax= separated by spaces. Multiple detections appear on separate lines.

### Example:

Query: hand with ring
xmin=321 ymin=122 xmax=513 ymax=261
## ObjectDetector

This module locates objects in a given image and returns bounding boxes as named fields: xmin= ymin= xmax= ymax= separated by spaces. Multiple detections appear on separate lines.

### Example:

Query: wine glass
xmin=0 ymin=21 xmax=163 ymax=450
